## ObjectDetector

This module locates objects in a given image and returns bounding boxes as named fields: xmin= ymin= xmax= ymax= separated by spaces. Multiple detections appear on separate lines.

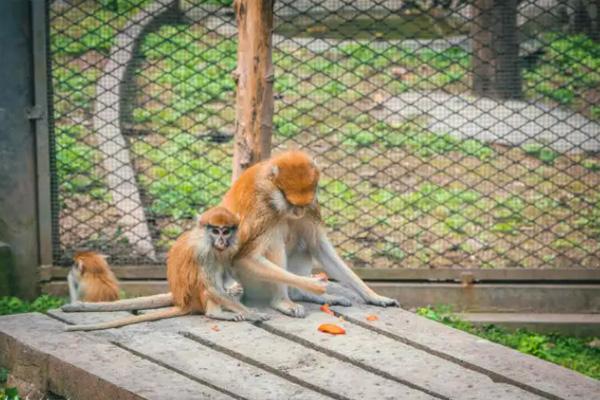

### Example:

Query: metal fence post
xmin=0 ymin=0 xmax=41 ymax=298
xmin=32 ymin=0 xmax=54 ymax=269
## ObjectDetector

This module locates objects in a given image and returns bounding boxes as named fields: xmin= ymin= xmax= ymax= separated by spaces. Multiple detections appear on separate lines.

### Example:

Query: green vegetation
xmin=52 ymin=0 xmax=151 ymax=56
xmin=342 ymin=121 xmax=494 ymax=160
xmin=417 ymin=306 xmax=600 ymax=380
xmin=50 ymin=1 xmax=600 ymax=269
xmin=0 ymin=370 xmax=19 ymax=400
xmin=522 ymin=143 xmax=559 ymax=165
xmin=0 ymin=295 xmax=66 ymax=316
xmin=55 ymin=125 xmax=108 ymax=200
xmin=132 ymin=135 xmax=230 ymax=221
xmin=276 ymin=12 xmax=469 ymax=40
xmin=525 ymin=34 xmax=600 ymax=117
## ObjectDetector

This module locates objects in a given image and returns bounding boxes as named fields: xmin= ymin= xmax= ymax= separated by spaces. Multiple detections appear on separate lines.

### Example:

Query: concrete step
xmin=370 ymin=282 xmax=600 ymax=313
xmin=458 ymin=312 xmax=600 ymax=336
xmin=43 ymin=281 xmax=600 ymax=313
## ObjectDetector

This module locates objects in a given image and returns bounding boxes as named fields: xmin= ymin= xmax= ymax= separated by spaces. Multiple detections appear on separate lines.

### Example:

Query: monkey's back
xmin=167 ymin=231 xmax=207 ymax=312
xmin=82 ymin=272 xmax=119 ymax=302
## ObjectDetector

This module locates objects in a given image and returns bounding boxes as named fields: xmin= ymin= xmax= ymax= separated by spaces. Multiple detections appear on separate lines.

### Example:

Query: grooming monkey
xmin=63 ymin=206 xmax=325 ymax=331
xmin=68 ymin=251 xmax=120 ymax=303
xmin=222 ymin=150 xmax=399 ymax=317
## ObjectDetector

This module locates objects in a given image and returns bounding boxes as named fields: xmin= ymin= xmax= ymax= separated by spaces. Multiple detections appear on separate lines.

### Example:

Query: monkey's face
xmin=271 ymin=188 xmax=311 ymax=220
xmin=207 ymin=225 xmax=237 ymax=252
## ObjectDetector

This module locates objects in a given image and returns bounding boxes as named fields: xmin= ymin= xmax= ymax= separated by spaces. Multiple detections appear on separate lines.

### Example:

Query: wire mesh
xmin=49 ymin=0 xmax=600 ymax=270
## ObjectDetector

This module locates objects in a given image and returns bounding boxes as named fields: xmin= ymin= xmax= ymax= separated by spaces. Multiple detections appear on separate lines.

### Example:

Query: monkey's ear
xmin=311 ymin=157 xmax=319 ymax=169
xmin=76 ymin=259 xmax=84 ymax=272
xmin=268 ymin=165 xmax=279 ymax=181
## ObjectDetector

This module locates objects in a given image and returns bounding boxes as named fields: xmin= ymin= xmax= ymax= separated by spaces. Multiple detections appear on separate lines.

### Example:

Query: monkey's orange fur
xmin=198 ymin=206 xmax=240 ymax=227
xmin=63 ymin=207 xmax=261 ymax=331
xmin=168 ymin=206 xmax=240 ymax=313
xmin=166 ymin=230 xmax=206 ymax=312
xmin=222 ymin=150 xmax=320 ymax=257
xmin=73 ymin=251 xmax=120 ymax=302
xmin=271 ymin=151 xmax=319 ymax=206
xmin=220 ymin=149 xmax=398 ymax=314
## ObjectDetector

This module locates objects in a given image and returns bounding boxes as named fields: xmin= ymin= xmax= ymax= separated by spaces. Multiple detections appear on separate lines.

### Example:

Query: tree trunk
xmin=471 ymin=0 xmax=522 ymax=100
xmin=232 ymin=0 xmax=275 ymax=181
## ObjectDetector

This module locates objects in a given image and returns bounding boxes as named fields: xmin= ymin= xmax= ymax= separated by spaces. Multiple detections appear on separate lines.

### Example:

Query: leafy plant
xmin=524 ymin=33 xmax=600 ymax=118
xmin=582 ymin=159 xmax=600 ymax=172
xmin=0 ymin=367 xmax=19 ymax=400
xmin=522 ymin=143 xmax=559 ymax=164
xmin=0 ymin=295 xmax=67 ymax=316
xmin=0 ymin=387 xmax=20 ymax=400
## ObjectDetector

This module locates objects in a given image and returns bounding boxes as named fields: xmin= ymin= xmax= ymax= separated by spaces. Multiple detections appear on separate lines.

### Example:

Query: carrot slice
xmin=366 ymin=314 xmax=379 ymax=322
xmin=318 ymin=323 xmax=346 ymax=335
xmin=320 ymin=304 xmax=334 ymax=315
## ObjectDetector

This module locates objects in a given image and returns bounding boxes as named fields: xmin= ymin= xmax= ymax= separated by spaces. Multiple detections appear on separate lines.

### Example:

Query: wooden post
xmin=232 ymin=0 xmax=275 ymax=181
xmin=471 ymin=0 xmax=522 ymax=100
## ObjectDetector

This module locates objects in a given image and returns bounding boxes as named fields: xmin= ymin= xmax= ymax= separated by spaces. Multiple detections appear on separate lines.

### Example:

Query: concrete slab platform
xmin=1 ymin=298 xmax=599 ymax=400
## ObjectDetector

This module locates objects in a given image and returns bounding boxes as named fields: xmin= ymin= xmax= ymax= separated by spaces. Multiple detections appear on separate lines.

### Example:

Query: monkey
xmin=63 ymin=206 xmax=326 ymax=331
xmin=67 ymin=251 xmax=120 ymax=303
xmin=221 ymin=150 xmax=399 ymax=318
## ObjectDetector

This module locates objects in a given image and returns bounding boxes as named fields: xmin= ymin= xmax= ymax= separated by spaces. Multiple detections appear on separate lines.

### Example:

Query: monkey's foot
xmin=290 ymin=291 xmax=352 ymax=307
xmin=271 ymin=299 xmax=305 ymax=318
xmin=206 ymin=311 xmax=246 ymax=321
xmin=245 ymin=312 xmax=271 ymax=322
xmin=366 ymin=295 xmax=400 ymax=307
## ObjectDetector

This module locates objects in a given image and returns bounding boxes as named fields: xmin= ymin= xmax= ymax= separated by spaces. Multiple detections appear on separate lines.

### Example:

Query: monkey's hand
xmin=225 ymin=281 xmax=244 ymax=297
xmin=305 ymin=277 xmax=328 ymax=295
xmin=366 ymin=294 xmax=400 ymax=307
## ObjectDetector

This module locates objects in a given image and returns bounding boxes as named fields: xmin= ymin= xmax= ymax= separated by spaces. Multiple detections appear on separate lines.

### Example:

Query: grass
xmin=126 ymin=23 xmax=600 ymax=268
xmin=0 ymin=295 xmax=67 ymax=316
xmin=0 ymin=367 xmax=18 ymax=400
xmin=49 ymin=1 xmax=600 ymax=268
xmin=417 ymin=306 xmax=600 ymax=380
xmin=525 ymin=33 xmax=600 ymax=117
xmin=0 ymin=374 xmax=19 ymax=400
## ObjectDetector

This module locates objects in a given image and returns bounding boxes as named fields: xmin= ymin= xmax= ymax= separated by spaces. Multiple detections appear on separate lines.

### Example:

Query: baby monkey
xmin=63 ymin=207 xmax=270 ymax=331
xmin=68 ymin=251 xmax=120 ymax=303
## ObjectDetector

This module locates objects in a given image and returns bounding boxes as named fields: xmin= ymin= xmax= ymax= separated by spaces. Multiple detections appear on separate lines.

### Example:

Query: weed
xmin=522 ymin=143 xmax=559 ymax=164
xmin=0 ymin=295 xmax=66 ymax=316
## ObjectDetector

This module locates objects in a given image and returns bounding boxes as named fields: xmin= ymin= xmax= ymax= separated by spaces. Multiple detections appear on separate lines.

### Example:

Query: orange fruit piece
xmin=320 ymin=304 xmax=334 ymax=315
xmin=211 ymin=325 xmax=220 ymax=332
xmin=366 ymin=314 xmax=379 ymax=322
xmin=318 ymin=323 xmax=346 ymax=335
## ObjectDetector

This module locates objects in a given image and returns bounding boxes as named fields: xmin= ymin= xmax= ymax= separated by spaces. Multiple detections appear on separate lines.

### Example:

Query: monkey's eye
xmin=211 ymin=228 xmax=220 ymax=235
xmin=222 ymin=228 xmax=230 ymax=235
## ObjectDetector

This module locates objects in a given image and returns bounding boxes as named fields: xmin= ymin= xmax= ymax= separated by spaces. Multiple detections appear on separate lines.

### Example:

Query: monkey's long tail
xmin=62 ymin=293 xmax=173 ymax=312
xmin=64 ymin=307 xmax=188 ymax=332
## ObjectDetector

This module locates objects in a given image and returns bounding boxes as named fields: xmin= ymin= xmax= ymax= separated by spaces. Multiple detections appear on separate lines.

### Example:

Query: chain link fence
xmin=49 ymin=0 xmax=600 ymax=271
